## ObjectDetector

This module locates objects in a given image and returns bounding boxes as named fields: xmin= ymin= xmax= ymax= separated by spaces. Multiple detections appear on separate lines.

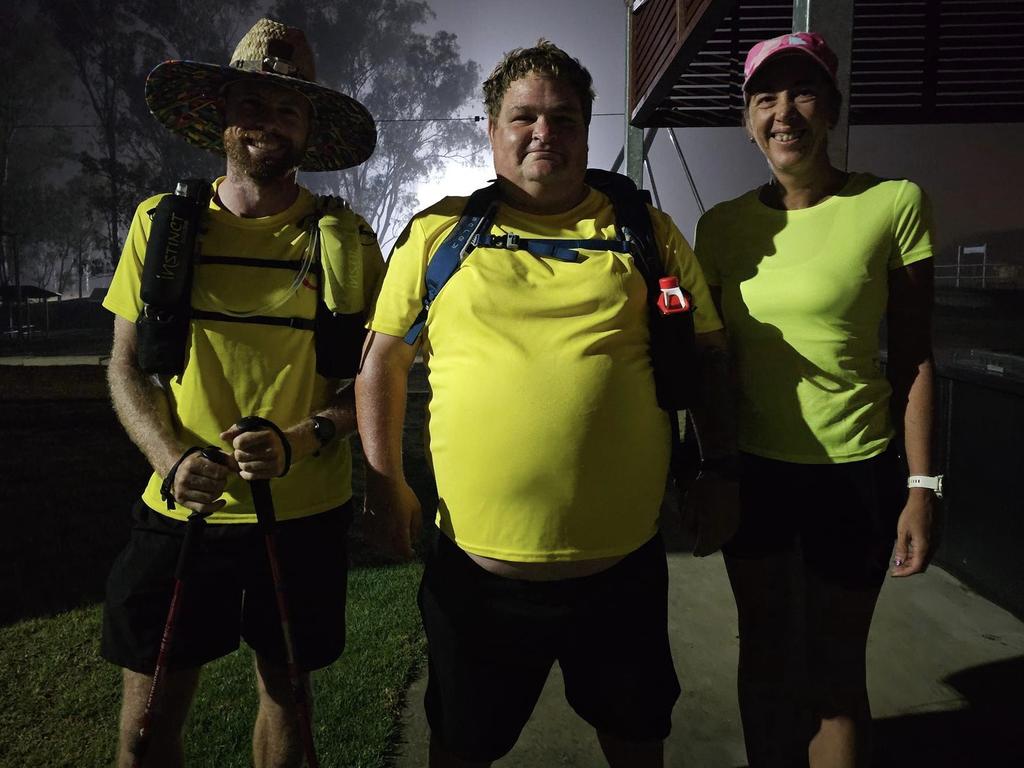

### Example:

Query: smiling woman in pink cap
xmin=694 ymin=32 xmax=938 ymax=768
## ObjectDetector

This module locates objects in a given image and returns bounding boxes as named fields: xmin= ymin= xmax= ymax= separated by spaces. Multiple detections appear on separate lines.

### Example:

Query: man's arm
xmin=887 ymin=260 xmax=936 ymax=577
xmin=353 ymin=330 xmax=422 ymax=560
xmin=689 ymin=322 xmax=737 ymax=461
xmin=108 ymin=316 xmax=232 ymax=513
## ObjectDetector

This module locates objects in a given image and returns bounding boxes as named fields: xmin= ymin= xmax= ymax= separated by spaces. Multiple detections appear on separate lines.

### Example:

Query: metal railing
xmin=934 ymin=261 xmax=1023 ymax=289
xmin=935 ymin=243 xmax=1023 ymax=289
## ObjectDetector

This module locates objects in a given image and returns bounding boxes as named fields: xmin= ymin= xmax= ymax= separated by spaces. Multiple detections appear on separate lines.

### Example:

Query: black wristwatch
xmin=311 ymin=416 xmax=336 ymax=455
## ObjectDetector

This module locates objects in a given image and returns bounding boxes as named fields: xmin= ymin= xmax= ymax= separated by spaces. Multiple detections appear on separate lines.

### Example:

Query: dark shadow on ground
xmin=720 ymin=657 xmax=1024 ymax=768
xmin=872 ymin=655 xmax=1024 ymax=766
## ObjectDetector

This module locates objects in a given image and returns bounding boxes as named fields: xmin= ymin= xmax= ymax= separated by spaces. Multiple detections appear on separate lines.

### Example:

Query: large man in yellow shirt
xmin=357 ymin=42 xmax=734 ymax=767
xmin=101 ymin=19 xmax=382 ymax=768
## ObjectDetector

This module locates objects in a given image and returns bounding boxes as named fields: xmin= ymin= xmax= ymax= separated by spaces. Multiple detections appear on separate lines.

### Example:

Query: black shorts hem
xmin=723 ymin=447 xmax=904 ymax=589
xmin=102 ymin=500 xmax=353 ymax=674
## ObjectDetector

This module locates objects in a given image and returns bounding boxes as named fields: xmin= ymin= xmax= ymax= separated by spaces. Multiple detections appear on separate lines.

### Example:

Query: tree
xmin=270 ymin=0 xmax=488 ymax=248
xmin=43 ymin=0 xmax=255 ymax=267
xmin=15 ymin=181 xmax=100 ymax=296
xmin=40 ymin=0 xmax=482 ymax=271
xmin=44 ymin=0 xmax=162 ymax=267
xmin=0 ymin=4 xmax=72 ymax=288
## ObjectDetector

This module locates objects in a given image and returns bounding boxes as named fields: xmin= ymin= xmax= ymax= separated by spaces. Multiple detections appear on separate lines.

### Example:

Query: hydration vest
xmin=135 ymin=179 xmax=367 ymax=380
xmin=404 ymin=168 xmax=698 ymax=412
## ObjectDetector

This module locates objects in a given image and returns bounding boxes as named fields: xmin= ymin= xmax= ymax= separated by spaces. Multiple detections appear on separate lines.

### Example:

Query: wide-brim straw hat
xmin=145 ymin=18 xmax=376 ymax=172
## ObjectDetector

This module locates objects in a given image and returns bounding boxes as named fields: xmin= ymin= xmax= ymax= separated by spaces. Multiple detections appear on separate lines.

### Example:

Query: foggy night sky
xmin=47 ymin=0 xmax=1024 ymax=259
xmin=417 ymin=0 xmax=1024 ymax=260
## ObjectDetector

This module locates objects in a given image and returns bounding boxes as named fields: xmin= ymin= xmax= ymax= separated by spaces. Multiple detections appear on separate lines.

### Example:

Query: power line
xmin=378 ymin=116 xmax=484 ymax=123
xmin=18 ymin=112 xmax=626 ymax=129
xmin=379 ymin=111 xmax=626 ymax=122
xmin=17 ymin=124 xmax=105 ymax=128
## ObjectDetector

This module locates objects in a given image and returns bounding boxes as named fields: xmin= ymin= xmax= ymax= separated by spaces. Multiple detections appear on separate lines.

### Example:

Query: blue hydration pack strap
xmin=403 ymin=169 xmax=667 ymax=346
xmin=470 ymin=233 xmax=631 ymax=262
xmin=403 ymin=185 xmax=500 ymax=344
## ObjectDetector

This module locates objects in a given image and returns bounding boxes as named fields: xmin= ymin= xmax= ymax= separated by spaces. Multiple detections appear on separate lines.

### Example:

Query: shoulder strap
xmin=584 ymin=170 xmax=697 ymax=423
xmin=403 ymin=171 xmax=667 ymax=343
xmin=140 ymin=178 xmax=212 ymax=310
xmin=403 ymin=185 xmax=501 ymax=344
xmin=304 ymin=192 xmax=349 ymax=281
xmin=470 ymin=232 xmax=631 ymax=262
xmin=583 ymin=169 xmax=663 ymax=295
xmin=311 ymin=193 xmax=350 ymax=220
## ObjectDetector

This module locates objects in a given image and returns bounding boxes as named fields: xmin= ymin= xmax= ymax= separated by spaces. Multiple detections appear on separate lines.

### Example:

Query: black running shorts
xmin=723 ymin=446 xmax=905 ymax=589
xmin=418 ymin=531 xmax=681 ymax=762
xmin=102 ymin=500 xmax=353 ymax=673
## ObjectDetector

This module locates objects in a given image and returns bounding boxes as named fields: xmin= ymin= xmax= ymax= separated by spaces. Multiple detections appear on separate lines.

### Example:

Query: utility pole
xmin=1 ymin=229 xmax=19 ymax=331
xmin=77 ymin=241 xmax=84 ymax=299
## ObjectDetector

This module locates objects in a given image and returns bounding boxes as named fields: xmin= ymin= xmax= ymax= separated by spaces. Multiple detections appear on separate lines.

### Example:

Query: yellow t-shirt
xmin=104 ymin=178 xmax=384 ymax=523
xmin=695 ymin=173 xmax=933 ymax=463
xmin=370 ymin=186 xmax=721 ymax=561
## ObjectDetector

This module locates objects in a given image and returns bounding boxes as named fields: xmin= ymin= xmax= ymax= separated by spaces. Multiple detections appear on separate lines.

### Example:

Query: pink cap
xmin=743 ymin=32 xmax=838 ymax=91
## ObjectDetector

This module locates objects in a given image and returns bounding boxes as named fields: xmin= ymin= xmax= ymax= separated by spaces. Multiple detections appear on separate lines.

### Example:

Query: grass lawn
xmin=0 ymin=564 xmax=424 ymax=767
xmin=0 ymin=368 xmax=437 ymax=766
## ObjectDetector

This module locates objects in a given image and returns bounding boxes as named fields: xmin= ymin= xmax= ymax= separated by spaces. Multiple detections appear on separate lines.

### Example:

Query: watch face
xmin=313 ymin=416 xmax=336 ymax=446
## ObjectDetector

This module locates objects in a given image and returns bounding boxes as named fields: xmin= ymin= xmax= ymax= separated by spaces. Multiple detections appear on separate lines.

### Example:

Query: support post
xmin=793 ymin=0 xmax=854 ymax=170
xmin=667 ymin=128 xmax=705 ymax=216
xmin=624 ymin=2 xmax=644 ymax=187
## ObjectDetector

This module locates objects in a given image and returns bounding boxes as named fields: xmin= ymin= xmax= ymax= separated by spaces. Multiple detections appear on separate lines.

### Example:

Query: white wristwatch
xmin=907 ymin=474 xmax=943 ymax=499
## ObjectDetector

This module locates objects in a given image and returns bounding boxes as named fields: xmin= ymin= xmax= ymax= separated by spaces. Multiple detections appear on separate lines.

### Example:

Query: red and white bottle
xmin=656 ymin=276 xmax=690 ymax=315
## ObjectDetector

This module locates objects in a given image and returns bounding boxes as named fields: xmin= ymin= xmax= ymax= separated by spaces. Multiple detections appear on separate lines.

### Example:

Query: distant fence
xmin=933 ymin=352 xmax=1024 ymax=620
xmin=935 ymin=241 xmax=1023 ymax=289
xmin=935 ymin=262 xmax=1023 ymax=289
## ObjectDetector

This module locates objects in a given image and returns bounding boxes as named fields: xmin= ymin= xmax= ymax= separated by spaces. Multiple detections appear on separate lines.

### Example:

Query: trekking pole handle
xmin=235 ymin=415 xmax=292 ymax=477
xmin=235 ymin=417 xmax=282 ymax=533
xmin=173 ymin=447 xmax=223 ymax=581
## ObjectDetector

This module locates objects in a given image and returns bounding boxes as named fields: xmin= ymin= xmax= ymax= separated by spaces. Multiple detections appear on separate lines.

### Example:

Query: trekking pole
xmin=131 ymin=447 xmax=224 ymax=768
xmin=236 ymin=416 xmax=320 ymax=768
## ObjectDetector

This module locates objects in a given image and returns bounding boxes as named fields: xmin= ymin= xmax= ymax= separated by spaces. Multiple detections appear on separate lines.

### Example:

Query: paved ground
xmin=0 ymin=354 xmax=108 ymax=365
xmin=393 ymin=552 xmax=1024 ymax=767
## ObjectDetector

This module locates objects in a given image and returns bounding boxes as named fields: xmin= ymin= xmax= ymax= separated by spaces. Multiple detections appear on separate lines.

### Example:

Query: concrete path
xmin=0 ymin=354 xmax=108 ymax=366
xmin=393 ymin=552 xmax=1024 ymax=767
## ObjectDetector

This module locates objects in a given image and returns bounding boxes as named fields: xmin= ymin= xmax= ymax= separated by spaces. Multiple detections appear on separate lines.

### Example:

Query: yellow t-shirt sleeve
xmin=890 ymin=180 xmax=934 ymax=270
xmin=652 ymin=208 xmax=723 ymax=334
xmin=367 ymin=215 xmax=438 ymax=338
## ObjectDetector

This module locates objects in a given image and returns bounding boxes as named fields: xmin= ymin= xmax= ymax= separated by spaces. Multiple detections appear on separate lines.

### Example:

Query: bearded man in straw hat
xmin=100 ymin=18 xmax=383 ymax=767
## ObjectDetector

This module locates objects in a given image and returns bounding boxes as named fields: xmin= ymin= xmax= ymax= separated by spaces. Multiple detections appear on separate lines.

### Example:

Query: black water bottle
xmin=136 ymin=179 xmax=210 ymax=374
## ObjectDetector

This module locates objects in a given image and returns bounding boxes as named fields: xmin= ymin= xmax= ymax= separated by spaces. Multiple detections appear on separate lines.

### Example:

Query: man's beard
xmin=223 ymin=130 xmax=306 ymax=182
